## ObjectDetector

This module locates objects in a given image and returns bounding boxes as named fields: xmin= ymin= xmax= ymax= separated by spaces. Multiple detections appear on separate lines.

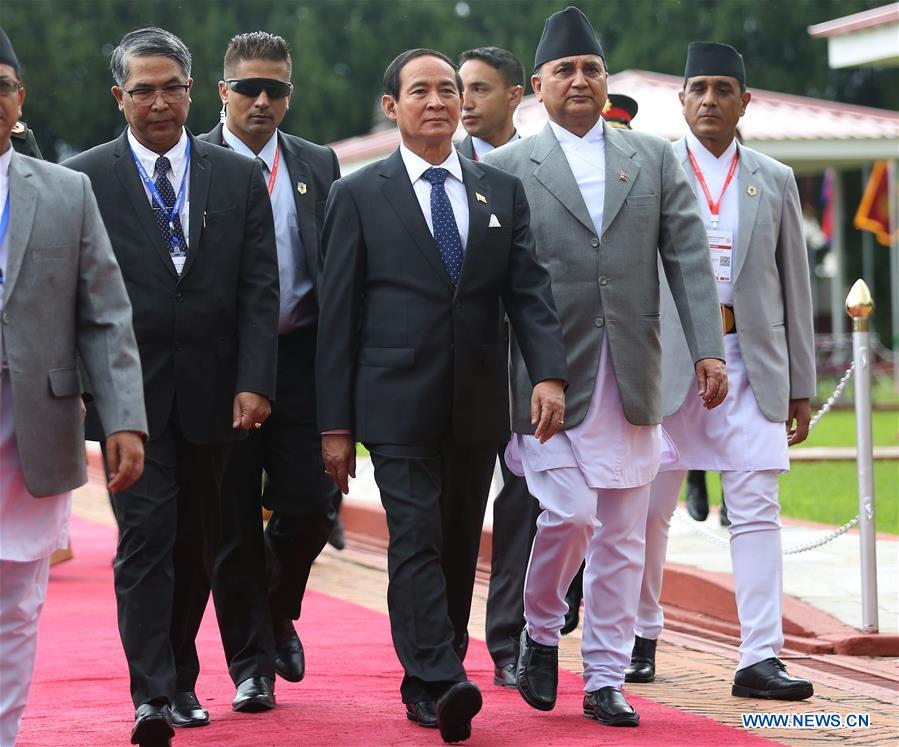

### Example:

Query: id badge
xmin=708 ymin=228 xmax=733 ymax=283
xmin=172 ymin=252 xmax=187 ymax=275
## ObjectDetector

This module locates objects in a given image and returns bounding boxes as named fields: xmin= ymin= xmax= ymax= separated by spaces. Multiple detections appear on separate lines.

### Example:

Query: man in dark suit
xmin=64 ymin=27 xmax=279 ymax=747
xmin=316 ymin=49 xmax=567 ymax=744
xmin=456 ymin=47 xmax=523 ymax=162
xmin=197 ymin=31 xmax=342 ymax=713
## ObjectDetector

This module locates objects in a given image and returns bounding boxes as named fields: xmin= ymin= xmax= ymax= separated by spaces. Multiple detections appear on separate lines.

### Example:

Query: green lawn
xmin=697 ymin=409 xmax=898 ymax=535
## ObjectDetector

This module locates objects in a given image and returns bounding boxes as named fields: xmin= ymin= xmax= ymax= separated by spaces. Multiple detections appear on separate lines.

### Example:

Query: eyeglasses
xmin=123 ymin=84 xmax=190 ymax=106
xmin=225 ymin=78 xmax=293 ymax=100
xmin=0 ymin=77 xmax=23 ymax=96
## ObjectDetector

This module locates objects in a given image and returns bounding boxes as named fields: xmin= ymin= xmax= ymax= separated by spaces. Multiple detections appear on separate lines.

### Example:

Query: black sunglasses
xmin=225 ymin=78 xmax=293 ymax=99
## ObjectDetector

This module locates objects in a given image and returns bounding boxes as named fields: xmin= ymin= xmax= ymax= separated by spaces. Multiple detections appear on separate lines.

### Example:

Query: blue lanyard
xmin=130 ymin=139 xmax=190 ymax=250
xmin=0 ymin=192 xmax=9 ymax=286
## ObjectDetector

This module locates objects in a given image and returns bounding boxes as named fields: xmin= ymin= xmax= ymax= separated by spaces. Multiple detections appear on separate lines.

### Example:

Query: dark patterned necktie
xmin=153 ymin=156 xmax=187 ymax=255
xmin=421 ymin=167 xmax=464 ymax=286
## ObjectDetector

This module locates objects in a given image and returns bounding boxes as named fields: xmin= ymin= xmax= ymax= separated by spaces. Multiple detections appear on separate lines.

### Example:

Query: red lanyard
xmin=266 ymin=144 xmax=281 ymax=196
xmin=687 ymin=148 xmax=738 ymax=228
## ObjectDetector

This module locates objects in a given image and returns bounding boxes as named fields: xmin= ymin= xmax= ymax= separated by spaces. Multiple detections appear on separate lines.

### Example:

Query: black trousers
xmin=368 ymin=436 xmax=495 ymax=704
xmin=209 ymin=326 xmax=338 ymax=686
xmin=108 ymin=413 xmax=231 ymax=707
xmin=484 ymin=448 xmax=541 ymax=668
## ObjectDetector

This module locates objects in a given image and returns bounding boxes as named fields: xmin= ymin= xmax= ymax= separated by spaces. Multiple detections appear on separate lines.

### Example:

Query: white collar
xmin=685 ymin=130 xmax=738 ymax=167
xmin=549 ymin=118 xmax=605 ymax=146
xmin=399 ymin=143 xmax=464 ymax=185
xmin=127 ymin=127 xmax=188 ymax=169
xmin=223 ymin=126 xmax=279 ymax=169
xmin=0 ymin=143 xmax=12 ymax=179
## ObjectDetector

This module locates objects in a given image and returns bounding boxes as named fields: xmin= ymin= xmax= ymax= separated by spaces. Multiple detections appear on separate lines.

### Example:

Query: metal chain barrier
xmin=676 ymin=362 xmax=862 ymax=554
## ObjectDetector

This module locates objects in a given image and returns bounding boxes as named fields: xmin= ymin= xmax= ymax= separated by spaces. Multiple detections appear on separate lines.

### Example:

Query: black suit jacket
xmin=455 ymin=134 xmax=476 ymax=161
xmin=65 ymin=130 xmax=279 ymax=444
xmin=198 ymin=123 xmax=341 ymax=292
xmin=316 ymin=148 xmax=567 ymax=445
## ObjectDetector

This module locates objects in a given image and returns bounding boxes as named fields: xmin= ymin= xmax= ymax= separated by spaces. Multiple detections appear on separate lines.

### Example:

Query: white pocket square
xmin=488 ymin=214 xmax=502 ymax=228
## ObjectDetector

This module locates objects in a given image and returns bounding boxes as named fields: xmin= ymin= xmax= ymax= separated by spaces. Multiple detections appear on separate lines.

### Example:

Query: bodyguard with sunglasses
xmin=198 ymin=32 xmax=342 ymax=715
xmin=64 ymin=27 xmax=279 ymax=746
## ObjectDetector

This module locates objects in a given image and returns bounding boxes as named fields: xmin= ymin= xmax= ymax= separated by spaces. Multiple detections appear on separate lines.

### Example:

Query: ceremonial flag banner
xmin=854 ymin=160 xmax=897 ymax=247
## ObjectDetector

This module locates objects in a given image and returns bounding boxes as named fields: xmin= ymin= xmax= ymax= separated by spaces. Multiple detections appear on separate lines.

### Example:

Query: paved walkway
xmin=69 ymin=463 xmax=898 ymax=746
xmin=344 ymin=455 xmax=899 ymax=635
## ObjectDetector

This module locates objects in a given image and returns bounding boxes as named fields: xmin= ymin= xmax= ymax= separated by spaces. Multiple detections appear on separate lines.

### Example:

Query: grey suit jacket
xmin=1 ymin=153 xmax=146 ymax=496
xmin=455 ymin=134 xmax=476 ymax=160
xmin=484 ymin=122 xmax=723 ymax=429
xmin=661 ymin=139 xmax=815 ymax=421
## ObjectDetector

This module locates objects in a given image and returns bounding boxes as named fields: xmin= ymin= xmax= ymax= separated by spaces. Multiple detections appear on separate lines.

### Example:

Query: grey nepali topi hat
xmin=534 ymin=6 xmax=604 ymax=69
xmin=684 ymin=41 xmax=745 ymax=85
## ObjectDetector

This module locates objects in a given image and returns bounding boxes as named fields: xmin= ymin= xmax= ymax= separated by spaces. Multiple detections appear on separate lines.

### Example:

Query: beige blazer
xmin=661 ymin=139 xmax=816 ymax=421
xmin=484 ymin=122 xmax=723 ymax=430
xmin=1 ymin=153 xmax=146 ymax=496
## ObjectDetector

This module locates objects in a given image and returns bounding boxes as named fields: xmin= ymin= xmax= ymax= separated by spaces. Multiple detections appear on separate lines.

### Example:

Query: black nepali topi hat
xmin=684 ymin=41 xmax=745 ymax=85
xmin=534 ymin=6 xmax=604 ymax=70
xmin=0 ymin=28 xmax=19 ymax=75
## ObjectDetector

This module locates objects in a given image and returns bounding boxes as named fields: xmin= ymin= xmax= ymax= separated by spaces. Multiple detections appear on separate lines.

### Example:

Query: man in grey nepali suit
xmin=483 ymin=6 xmax=726 ymax=728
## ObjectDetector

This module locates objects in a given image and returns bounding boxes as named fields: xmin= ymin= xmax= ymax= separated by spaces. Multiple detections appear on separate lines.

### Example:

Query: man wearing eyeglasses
xmin=64 ymin=26 xmax=279 ymax=746
xmin=197 ymin=31 xmax=341 ymax=715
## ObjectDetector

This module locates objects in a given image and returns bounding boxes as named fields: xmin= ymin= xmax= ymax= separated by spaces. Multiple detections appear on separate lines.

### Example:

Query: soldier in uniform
xmin=10 ymin=119 xmax=41 ymax=159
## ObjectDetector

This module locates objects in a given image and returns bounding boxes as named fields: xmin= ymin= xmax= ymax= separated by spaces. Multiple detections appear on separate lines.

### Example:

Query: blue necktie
xmin=421 ymin=167 xmax=464 ymax=286
xmin=153 ymin=156 xmax=187 ymax=255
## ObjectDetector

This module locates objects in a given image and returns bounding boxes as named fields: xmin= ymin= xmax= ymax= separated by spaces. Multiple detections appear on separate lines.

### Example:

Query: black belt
xmin=721 ymin=304 xmax=736 ymax=335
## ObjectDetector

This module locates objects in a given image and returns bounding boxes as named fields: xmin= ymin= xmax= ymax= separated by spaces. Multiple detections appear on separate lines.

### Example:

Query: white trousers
xmin=0 ymin=556 xmax=50 ymax=747
xmin=635 ymin=469 xmax=784 ymax=671
xmin=522 ymin=465 xmax=651 ymax=691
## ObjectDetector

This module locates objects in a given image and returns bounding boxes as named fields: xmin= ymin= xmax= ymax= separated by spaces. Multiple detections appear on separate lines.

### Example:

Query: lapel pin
xmin=747 ymin=185 xmax=757 ymax=197
xmin=618 ymin=170 xmax=628 ymax=182
xmin=475 ymin=192 xmax=487 ymax=204
xmin=297 ymin=182 xmax=307 ymax=195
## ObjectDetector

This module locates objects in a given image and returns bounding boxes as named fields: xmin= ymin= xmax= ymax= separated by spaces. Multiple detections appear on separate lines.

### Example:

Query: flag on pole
xmin=854 ymin=160 xmax=896 ymax=247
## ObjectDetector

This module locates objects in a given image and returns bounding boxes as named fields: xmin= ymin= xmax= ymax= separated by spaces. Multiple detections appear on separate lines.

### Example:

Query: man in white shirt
xmin=198 ymin=31 xmax=342 ymax=719
xmin=316 ymin=48 xmax=568 ymax=743
xmin=484 ymin=6 xmax=726 ymax=727
xmin=627 ymin=41 xmax=816 ymax=702
xmin=0 ymin=28 xmax=146 ymax=746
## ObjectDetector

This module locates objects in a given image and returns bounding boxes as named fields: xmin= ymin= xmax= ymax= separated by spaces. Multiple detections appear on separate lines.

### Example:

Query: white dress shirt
xmin=471 ymin=130 xmax=519 ymax=161
xmin=0 ymin=145 xmax=12 ymax=318
xmin=127 ymin=127 xmax=190 ymax=253
xmin=684 ymin=131 xmax=740 ymax=306
xmin=223 ymin=127 xmax=314 ymax=333
xmin=399 ymin=144 xmax=469 ymax=250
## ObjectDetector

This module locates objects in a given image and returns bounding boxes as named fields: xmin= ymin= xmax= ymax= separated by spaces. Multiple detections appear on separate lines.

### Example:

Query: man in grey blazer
xmin=0 ymin=28 xmax=146 ymax=746
xmin=483 ymin=6 xmax=726 ymax=727
xmin=627 ymin=42 xmax=815 ymax=701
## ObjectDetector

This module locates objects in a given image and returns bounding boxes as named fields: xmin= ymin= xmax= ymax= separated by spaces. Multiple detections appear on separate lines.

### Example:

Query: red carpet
xmin=18 ymin=517 xmax=776 ymax=746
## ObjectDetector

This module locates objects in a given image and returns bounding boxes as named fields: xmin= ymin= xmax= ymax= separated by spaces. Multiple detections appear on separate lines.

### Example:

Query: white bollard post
xmin=845 ymin=279 xmax=878 ymax=633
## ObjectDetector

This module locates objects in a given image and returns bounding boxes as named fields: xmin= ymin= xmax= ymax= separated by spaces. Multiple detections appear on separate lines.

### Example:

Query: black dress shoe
xmin=685 ymin=470 xmax=710 ymax=521
xmin=561 ymin=564 xmax=583 ymax=635
xmin=273 ymin=620 xmax=305 ymax=682
xmin=624 ymin=636 xmax=657 ymax=683
xmin=516 ymin=628 xmax=558 ymax=711
xmin=583 ymin=687 xmax=640 ymax=726
xmin=328 ymin=516 xmax=346 ymax=550
xmin=493 ymin=663 xmax=517 ymax=689
xmin=131 ymin=702 xmax=174 ymax=746
xmin=233 ymin=676 xmax=276 ymax=712
xmin=436 ymin=681 xmax=482 ymax=743
xmin=732 ymin=658 xmax=813 ymax=700
xmin=719 ymin=496 xmax=731 ymax=527
xmin=171 ymin=691 xmax=209 ymax=727
xmin=405 ymin=700 xmax=437 ymax=728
